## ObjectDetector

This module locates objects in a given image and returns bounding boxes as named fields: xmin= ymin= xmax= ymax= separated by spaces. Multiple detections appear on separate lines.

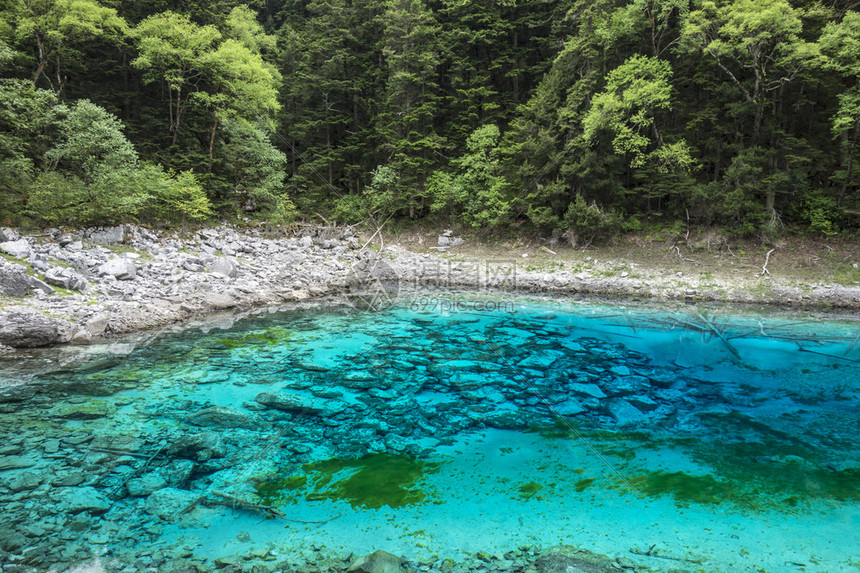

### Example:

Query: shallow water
xmin=0 ymin=294 xmax=858 ymax=572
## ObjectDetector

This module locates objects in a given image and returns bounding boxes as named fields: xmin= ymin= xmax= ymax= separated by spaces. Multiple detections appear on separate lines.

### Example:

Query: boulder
xmin=168 ymin=432 xmax=227 ymax=461
xmin=85 ymin=313 xmax=110 ymax=336
xmin=254 ymin=391 xmax=324 ymax=414
xmin=347 ymin=550 xmax=403 ymax=573
xmin=203 ymin=292 xmax=235 ymax=309
xmin=0 ymin=263 xmax=36 ymax=297
xmin=206 ymin=257 xmax=238 ymax=278
xmin=126 ymin=472 xmax=169 ymax=497
xmin=0 ymin=228 xmax=19 ymax=242
xmin=87 ymin=226 xmax=125 ymax=245
xmin=0 ymin=238 xmax=30 ymax=259
xmin=186 ymin=406 xmax=258 ymax=429
xmin=45 ymin=266 xmax=88 ymax=292
xmin=0 ymin=455 xmax=36 ymax=471
xmin=98 ymin=258 xmax=136 ymax=280
xmin=299 ymin=235 xmax=314 ymax=248
xmin=554 ymin=398 xmax=587 ymax=417
xmin=56 ymin=486 xmax=112 ymax=515
xmin=606 ymin=399 xmax=649 ymax=427
xmin=144 ymin=487 xmax=198 ymax=519
xmin=0 ymin=311 xmax=61 ymax=347
xmin=569 ymin=383 xmax=607 ymax=399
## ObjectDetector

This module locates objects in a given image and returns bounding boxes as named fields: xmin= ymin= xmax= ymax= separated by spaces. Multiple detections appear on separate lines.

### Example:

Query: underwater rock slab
xmin=554 ymin=398 xmax=587 ymax=417
xmin=145 ymin=487 xmax=198 ymax=519
xmin=0 ymin=456 xmax=37 ymax=471
xmin=255 ymin=391 xmax=324 ymax=414
xmin=347 ymin=550 xmax=403 ymax=573
xmin=186 ymin=406 xmax=259 ymax=429
xmin=606 ymin=399 xmax=649 ymax=427
xmin=56 ymin=486 xmax=112 ymax=515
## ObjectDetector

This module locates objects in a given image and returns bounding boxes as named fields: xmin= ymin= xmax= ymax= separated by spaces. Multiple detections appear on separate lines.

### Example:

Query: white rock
xmin=0 ymin=239 xmax=30 ymax=259
xmin=98 ymin=258 xmax=136 ymax=280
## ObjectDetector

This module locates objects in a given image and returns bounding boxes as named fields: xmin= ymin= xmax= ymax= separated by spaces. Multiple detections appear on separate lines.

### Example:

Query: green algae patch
xmin=214 ymin=327 xmax=294 ymax=349
xmin=574 ymin=478 xmax=595 ymax=492
xmin=255 ymin=454 xmax=440 ymax=509
xmin=632 ymin=471 xmax=730 ymax=505
xmin=518 ymin=481 xmax=543 ymax=500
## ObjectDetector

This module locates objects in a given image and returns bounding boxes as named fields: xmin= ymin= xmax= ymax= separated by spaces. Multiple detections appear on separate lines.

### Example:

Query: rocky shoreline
xmin=1 ymin=224 xmax=859 ymax=351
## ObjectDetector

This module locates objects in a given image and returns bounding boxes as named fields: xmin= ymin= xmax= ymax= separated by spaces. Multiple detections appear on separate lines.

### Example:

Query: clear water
xmin=0 ymin=294 xmax=858 ymax=572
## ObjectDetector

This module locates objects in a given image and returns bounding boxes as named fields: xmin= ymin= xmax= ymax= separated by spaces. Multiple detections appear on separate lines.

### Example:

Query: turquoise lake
xmin=0 ymin=294 xmax=858 ymax=572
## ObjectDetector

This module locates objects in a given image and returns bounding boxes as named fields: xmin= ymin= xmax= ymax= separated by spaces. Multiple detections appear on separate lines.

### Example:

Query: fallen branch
xmin=538 ymin=245 xmax=557 ymax=255
xmin=672 ymin=245 xmax=699 ymax=265
xmin=88 ymin=447 xmax=151 ymax=459
xmin=630 ymin=545 xmax=703 ymax=565
xmin=761 ymin=248 xmax=775 ymax=275
xmin=205 ymin=491 xmax=342 ymax=524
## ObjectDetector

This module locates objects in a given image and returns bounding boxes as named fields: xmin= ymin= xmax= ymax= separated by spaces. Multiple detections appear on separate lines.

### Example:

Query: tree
xmin=375 ymin=0 xmax=443 ymax=216
xmin=10 ymin=0 xmax=127 ymax=94
xmin=819 ymin=11 xmax=860 ymax=206
xmin=582 ymin=54 xmax=693 ymax=172
xmin=131 ymin=11 xmax=221 ymax=145
xmin=429 ymin=124 xmax=511 ymax=228
xmin=196 ymin=38 xmax=280 ymax=163
xmin=681 ymin=0 xmax=814 ymax=145
xmin=30 ymin=100 xmax=148 ymax=224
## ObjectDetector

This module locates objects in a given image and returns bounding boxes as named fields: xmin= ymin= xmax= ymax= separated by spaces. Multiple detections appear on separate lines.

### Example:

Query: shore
xmin=1 ymin=224 xmax=859 ymax=350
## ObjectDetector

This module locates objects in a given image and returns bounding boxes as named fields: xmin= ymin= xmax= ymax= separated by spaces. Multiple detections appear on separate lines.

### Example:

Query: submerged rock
xmin=347 ymin=550 xmax=403 ymax=573
xmin=168 ymin=432 xmax=227 ymax=461
xmin=56 ymin=486 xmax=112 ymax=515
xmin=145 ymin=487 xmax=199 ymax=519
xmin=186 ymin=406 xmax=258 ymax=429
xmin=0 ymin=455 xmax=36 ymax=471
xmin=255 ymin=391 xmax=323 ymax=414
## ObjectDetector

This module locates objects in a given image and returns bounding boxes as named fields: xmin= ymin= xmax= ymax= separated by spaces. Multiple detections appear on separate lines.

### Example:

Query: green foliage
xmin=428 ymin=125 xmax=511 ymax=228
xmin=562 ymin=194 xmax=623 ymax=246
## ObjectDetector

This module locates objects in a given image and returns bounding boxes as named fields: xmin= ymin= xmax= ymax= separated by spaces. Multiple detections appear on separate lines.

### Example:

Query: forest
xmin=0 ymin=0 xmax=859 ymax=241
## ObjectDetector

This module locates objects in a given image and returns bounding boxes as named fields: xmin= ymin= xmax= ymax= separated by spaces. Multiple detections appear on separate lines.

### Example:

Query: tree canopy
xmin=0 ymin=0 xmax=857 ymax=237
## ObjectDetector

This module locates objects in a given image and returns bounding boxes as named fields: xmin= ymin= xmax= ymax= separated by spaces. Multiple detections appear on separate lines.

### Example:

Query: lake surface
xmin=0 ymin=293 xmax=858 ymax=572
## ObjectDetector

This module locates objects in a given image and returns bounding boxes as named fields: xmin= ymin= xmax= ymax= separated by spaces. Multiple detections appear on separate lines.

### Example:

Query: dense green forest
xmin=0 ymin=0 xmax=859 ymax=240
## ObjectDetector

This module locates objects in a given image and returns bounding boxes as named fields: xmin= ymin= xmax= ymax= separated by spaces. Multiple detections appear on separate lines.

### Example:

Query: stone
xmin=0 ymin=238 xmax=31 ymax=259
xmin=53 ymin=400 xmax=116 ymax=420
xmin=206 ymin=257 xmax=238 ymax=278
xmin=45 ymin=267 xmax=88 ymax=292
xmin=88 ymin=226 xmax=125 ymax=245
xmin=98 ymin=258 xmax=137 ymax=280
xmin=0 ymin=456 xmax=36 ymax=471
xmin=0 ymin=385 xmax=35 ymax=403
xmin=606 ymin=399 xmax=649 ymax=427
xmin=168 ymin=432 xmax=227 ymax=461
xmin=255 ymin=391 xmax=324 ymax=415
xmin=569 ymin=383 xmax=607 ymax=399
xmin=85 ymin=313 xmax=110 ymax=336
xmin=0 ymin=227 xmax=19 ymax=242
xmin=0 ymin=262 xmax=52 ymax=296
xmin=437 ymin=236 xmax=464 ymax=247
xmin=554 ymin=398 xmax=587 ymax=417
xmin=127 ymin=473 xmax=169 ymax=497
xmin=5 ymin=471 xmax=42 ymax=492
xmin=0 ymin=530 xmax=27 ymax=552
xmin=0 ymin=311 xmax=61 ymax=347
xmin=0 ymin=263 xmax=34 ymax=296
xmin=186 ymin=406 xmax=258 ymax=429
xmin=203 ymin=293 xmax=235 ymax=310
xmin=299 ymin=236 xmax=314 ymax=248
xmin=145 ymin=487 xmax=199 ymax=519
xmin=518 ymin=350 xmax=566 ymax=370
xmin=56 ymin=486 xmax=112 ymax=515
xmin=347 ymin=550 xmax=403 ymax=573
xmin=627 ymin=394 xmax=659 ymax=412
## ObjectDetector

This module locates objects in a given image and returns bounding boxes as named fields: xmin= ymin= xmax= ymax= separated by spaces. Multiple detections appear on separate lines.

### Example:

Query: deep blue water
xmin=0 ymin=294 xmax=858 ymax=572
